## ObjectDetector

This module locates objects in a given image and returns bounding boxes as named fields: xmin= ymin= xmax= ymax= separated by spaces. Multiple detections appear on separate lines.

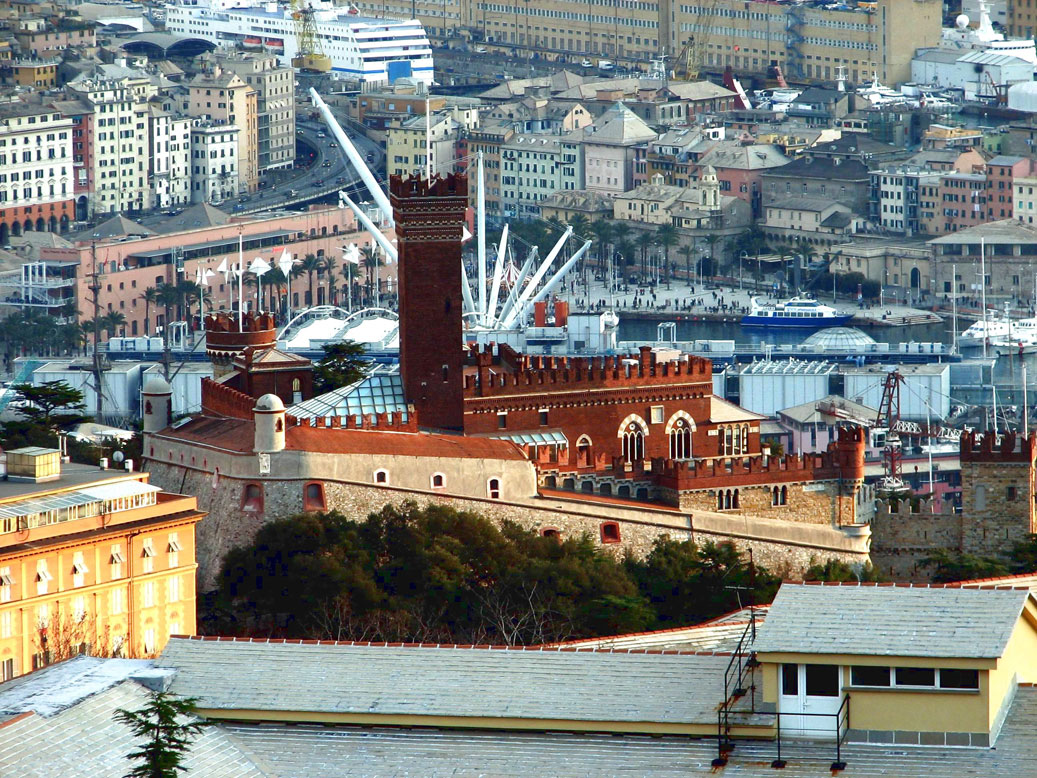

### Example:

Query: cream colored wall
xmin=988 ymin=602 xmax=1037 ymax=729
xmin=759 ymin=652 xmax=994 ymax=735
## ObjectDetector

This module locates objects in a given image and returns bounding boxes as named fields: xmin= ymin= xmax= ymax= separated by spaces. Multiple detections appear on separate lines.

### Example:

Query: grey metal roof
xmin=755 ymin=584 xmax=1031 ymax=658
xmin=158 ymin=638 xmax=730 ymax=725
xmin=219 ymin=689 xmax=1037 ymax=778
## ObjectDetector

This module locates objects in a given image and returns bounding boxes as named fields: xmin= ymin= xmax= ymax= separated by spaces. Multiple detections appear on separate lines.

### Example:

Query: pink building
xmin=986 ymin=155 xmax=1034 ymax=221
xmin=42 ymin=205 xmax=383 ymax=338
xmin=692 ymin=140 xmax=789 ymax=217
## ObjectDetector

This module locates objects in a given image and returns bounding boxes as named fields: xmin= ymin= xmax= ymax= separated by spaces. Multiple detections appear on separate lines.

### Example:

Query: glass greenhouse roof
xmin=289 ymin=366 xmax=409 ymax=422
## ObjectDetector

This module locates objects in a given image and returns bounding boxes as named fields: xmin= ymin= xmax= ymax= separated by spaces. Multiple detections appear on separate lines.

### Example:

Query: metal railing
xmin=771 ymin=694 xmax=851 ymax=771
xmin=712 ymin=616 xmax=758 ymax=766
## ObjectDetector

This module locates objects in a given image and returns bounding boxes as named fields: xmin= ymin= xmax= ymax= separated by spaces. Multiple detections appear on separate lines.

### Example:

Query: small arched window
xmin=780 ymin=485 xmax=788 ymax=506
xmin=541 ymin=527 xmax=561 ymax=540
xmin=487 ymin=478 xmax=501 ymax=499
xmin=291 ymin=377 xmax=302 ymax=403
xmin=374 ymin=469 xmax=389 ymax=484
xmin=431 ymin=473 xmax=445 ymax=489
xmin=772 ymin=486 xmax=780 ymax=506
xmin=621 ymin=422 xmax=645 ymax=463
xmin=600 ymin=521 xmax=621 ymax=544
xmin=303 ymin=482 xmax=325 ymax=511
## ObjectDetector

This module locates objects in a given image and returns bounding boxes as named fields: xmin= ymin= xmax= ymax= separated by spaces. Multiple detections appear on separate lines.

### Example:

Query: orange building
xmin=0 ymin=448 xmax=203 ymax=681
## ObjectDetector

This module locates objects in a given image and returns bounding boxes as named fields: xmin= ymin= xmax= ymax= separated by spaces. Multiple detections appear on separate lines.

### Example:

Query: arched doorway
xmin=35 ymin=217 xmax=45 ymax=232
xmin=910 ymin=267 xmax=921 ymax=289
xmin=23 ymin=219 xmax=32 ymax=233
xmin=47 ymin=216 xmax=56 ymax=233
xmin=0 ymin=222 xmax=8 ymax=244
xmin=76 ymin=196 xmax=88 ymax=221
xmin=59 ymin=214 xmax=69 ymax=232
xmin=11 ymin=221 xmax=21 ymax=237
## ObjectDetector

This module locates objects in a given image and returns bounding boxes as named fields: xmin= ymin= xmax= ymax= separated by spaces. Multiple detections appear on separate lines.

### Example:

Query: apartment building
xmin=0 ymin=103 xmax=74 ymax=244
xmin=460 ymin=122 xmax=515 ymax=218
xmin=184 ymin=67 xmax=258 ymax=193
xmin=200 ymin=51 xmax=295 ymax=172
xmin=870 ymin=166 xmax=941 ymax=235
xmin=986 ymin=155 xmax=1033 ymax=221
xmin=190 ymin=122 xmax=239 ymax=205
xmin=581 ymin=102 xmax=657 ymax=196
xmin=66 ymin=79 xmax=150 ymax=216
xmin=1014 ymin=176 xmax=1037 ymax=225
xmin=12 ymin=17 xmax=95 ymax=59
xmin=438 ymin=0 xmax=939 ymax=85
xmin=919 ymin=171 xmax=986 ymax=235
xmin=500 ymin=132 xmax=583 ymax=218
xmin=149 ymin=106 xmax=191 ymax=210
xmin=387 ymin=111 xmax=461 ymax=179
xmin=0 ymin=448 xmax=203 ymax=680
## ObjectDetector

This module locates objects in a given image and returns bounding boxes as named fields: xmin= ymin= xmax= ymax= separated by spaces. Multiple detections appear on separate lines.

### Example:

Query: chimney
xmin=533 ymin=301 xmax=548 ymax=327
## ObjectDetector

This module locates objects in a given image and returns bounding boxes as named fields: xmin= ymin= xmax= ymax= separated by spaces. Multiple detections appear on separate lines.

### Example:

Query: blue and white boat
xmin=741 ymin=296 xmax=852 ymax=328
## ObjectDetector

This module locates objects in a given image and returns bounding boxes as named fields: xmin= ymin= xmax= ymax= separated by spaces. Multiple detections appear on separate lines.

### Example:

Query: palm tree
xmin=98 ymin=311 xmax=126 ymax=339
xmin=139 ymin=286 xmax=158 ymax=337
xmin=590 ymin=219 xmax=613 ymax=268
xmin=300 ymin=253 xmax=322 ymax=307
xmin=264 ymin=268 xmax=288 ymax=318
xmin=678 ymin=244 xmax=694 ymax=284
xmin=176 ymin=280 xmax=201 ymax=332
xmin=656 ymin=223 xmax=679 ymax=289
xmin=155 ymin=282 xmax=180 ymax=340
xmin=323 ymin=254 xmax=339 ymax=306
xmin=568 ymin=213 xmax=590 ymax=241
xmin=636 ymin=231 xmax=653 ymax=278
xmin=361 ymin=246 xmax=379 ymax=302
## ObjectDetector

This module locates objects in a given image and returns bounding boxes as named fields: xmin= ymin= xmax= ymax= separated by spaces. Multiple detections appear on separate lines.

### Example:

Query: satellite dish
xmin=112 ymin=451 xmax=125 ymax=463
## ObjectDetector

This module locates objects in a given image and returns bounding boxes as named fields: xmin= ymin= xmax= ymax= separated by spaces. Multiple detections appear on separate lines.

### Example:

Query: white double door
xmin=778 ymin=663 xmax=845 ymax=739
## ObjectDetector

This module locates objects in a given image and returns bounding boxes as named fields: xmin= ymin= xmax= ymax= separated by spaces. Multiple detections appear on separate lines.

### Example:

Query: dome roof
xmin=254 ymin=393 xmax=285 ymax=412
xmin=1008 ymin=82 xmax=1037 ymax=113
xmin=142 ymin=376 xmax=172 ymax=394
xmin=802 ymin=327 xmax=876 ymax=349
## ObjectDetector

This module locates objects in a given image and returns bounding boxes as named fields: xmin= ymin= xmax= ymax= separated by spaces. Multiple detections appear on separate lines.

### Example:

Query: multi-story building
xmin=199 ymin=51 xmax=295 ymax=172
xmin=189 ymin=121 xmax=239 ymax=205
xmin=761 ymin=157 xmax=871 ymax=214
xmin=985 ymin=154 xmax=1033 ymax=221
xmin=580 ymin=103 xmax=657 ymax=196
xmin=49 ymin=98 xmax=93 ymax=222
xmin=66 ymin=79 xmax=151 ymax=216
xmin=0 ymin=447 xmax=203 ymax=680
xmin=12 ymin=17 xmax=95 ymax=59
xmin=693 ymin=140 xmax=789 ymax=216
xmin=463 ymin=0 xmax=939 ymax=85
xmin=919 ymin=170 xmax=986 ymax=235
xmin=149 ymin=106 xmax=192 ymax=210
xmin=386 ymin=111 xmax=461 ymax=179
xmin=1014 ymin=176 xmax=1037 ymax=225
xmin=8 ymin=60 xmax=59 ymax=89
xmin=0 ymin=103 xmax=75 ymax=244
xmin=500 ymin=132 xmax=583 ymax=218
xmin=184 ymin=67 xmax=258 ymax=193
xmin=869 ymin=166 xmax=941 ymax=235
xmin=460 ymin=122 xmax=514 ymax=218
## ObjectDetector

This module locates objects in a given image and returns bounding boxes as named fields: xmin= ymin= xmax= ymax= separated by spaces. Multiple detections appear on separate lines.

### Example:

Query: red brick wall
xmin=390 ymin=174 xmax=468 ymax=432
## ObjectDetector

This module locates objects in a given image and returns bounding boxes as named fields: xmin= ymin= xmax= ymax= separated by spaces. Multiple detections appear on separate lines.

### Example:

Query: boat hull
xmin=740 ymin=314 xmax=853 ymax=328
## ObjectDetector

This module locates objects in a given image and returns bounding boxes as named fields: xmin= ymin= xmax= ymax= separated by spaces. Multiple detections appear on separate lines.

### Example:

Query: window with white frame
xmin=170 ymin=621 xmax=181 ymax=636
xmin=167 ymin=576 xmax=180 ymax=603
xmin=0 ymin=567 xmax=12 ymax=603
xmin=36 ymin=560 xmax=52 ymax=596
xmin=167 ymin=533 xmax=182 ymax=568
xmin=72 ymin=552 xmax=88 ymax=588
xmin=374 ymin=469 xmax=389 ymax=484
xmin=111 ymin=588 xmax=124 ymax=615
xmin=431 ymin=473 xmax=445 ymax=489
xmin=71 ymin=596 xmax=86 ymax=623
xmin=142 ymin=580 xmax=154 ymax=608
xmin=143 ymin=628 xmax=156 ymax=655
xmin=142 ymin=538 xmax=155 ymax=574
xmin=110 ymin=544 xmax=125 ymax=579
xmin=0 ymin=611 xmax=10 ymax=639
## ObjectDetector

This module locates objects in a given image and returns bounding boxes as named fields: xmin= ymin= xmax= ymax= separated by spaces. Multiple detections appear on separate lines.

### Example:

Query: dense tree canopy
xmin=312 ymin=341 xmax=368 ymax=394
xmin=213 ymin=503 xmax=781 ymax=644
xmin=0 ymin=381 xmax=90 ymax=450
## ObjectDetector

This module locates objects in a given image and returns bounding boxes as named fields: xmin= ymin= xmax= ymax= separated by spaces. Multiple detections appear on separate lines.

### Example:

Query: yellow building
xmin=755 ymin=583 xmax=1037 ymax=747
xmin=0 ymin=448 xmax=204 ymax=681
xmin=385 ymin=0 xmax=939 ymax=85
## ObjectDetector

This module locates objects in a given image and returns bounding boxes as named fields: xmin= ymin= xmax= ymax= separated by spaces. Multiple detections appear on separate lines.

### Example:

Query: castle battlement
xmin=960 ymin=430 xmax=1037 ymax=464
xmin=200 ymin=378 xmax=256 ymax=420
xmin=290 ymin=410 xmax=417 ymax=433
xmin=463 ymin=344 xmax=711 ymax=398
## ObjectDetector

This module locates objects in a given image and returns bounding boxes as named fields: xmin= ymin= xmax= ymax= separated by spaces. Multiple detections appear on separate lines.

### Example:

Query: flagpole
xmin=237 ymin=230 xmax=244 ymax=330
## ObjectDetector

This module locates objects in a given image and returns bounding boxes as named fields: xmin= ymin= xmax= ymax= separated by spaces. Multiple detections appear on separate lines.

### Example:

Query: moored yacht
xmin=741 ymin=296 xmax=852 ymax=328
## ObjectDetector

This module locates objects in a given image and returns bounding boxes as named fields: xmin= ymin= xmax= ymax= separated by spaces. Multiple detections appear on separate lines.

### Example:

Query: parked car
xmin=580 ymin=59 xmax=593 ymax=68
xmin=598 ymin=59 xmax=615 ymax=71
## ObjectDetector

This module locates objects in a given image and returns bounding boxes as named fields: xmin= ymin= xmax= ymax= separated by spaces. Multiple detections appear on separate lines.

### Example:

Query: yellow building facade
xmin=0 ymin=451 xmax=203 ymax=681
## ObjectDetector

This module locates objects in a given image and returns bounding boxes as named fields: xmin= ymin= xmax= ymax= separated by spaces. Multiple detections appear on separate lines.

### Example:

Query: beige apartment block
xmin=186 ymin=67 xmax=259 ymax=193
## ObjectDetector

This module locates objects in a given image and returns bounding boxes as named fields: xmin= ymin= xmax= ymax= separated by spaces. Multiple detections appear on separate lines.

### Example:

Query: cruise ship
xmin=166 ymin=0 xmax=434 ymax=85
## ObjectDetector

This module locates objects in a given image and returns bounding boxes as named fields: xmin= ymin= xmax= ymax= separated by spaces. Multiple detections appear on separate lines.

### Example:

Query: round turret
xmin=142 ymin=375 xmax=173 ymax=434
xmin=253 ymin=393 xmax=286 ymax=453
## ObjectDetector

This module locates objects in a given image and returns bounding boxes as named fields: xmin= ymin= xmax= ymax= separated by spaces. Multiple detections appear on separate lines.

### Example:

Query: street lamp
xmin=739 ymin=251 xmax=749 ymax=291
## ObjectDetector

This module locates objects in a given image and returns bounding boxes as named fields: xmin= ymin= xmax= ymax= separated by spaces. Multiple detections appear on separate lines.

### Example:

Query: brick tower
xmin=389 ymin=173 xmax=468 ymax=431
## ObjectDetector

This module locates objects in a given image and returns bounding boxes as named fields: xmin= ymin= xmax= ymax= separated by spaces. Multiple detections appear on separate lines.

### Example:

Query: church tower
xmin=389 ymin=173 xmax=468 ymax=431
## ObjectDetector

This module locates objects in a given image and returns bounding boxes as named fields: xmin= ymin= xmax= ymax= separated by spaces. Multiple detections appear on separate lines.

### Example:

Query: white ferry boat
xmin=964 ymin=315 xmax=1037 ymax=355
xmin=166 ymin=0 xmax=434 ymax=85
xmin=740 ymin=296 xmax=852 ymax=328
